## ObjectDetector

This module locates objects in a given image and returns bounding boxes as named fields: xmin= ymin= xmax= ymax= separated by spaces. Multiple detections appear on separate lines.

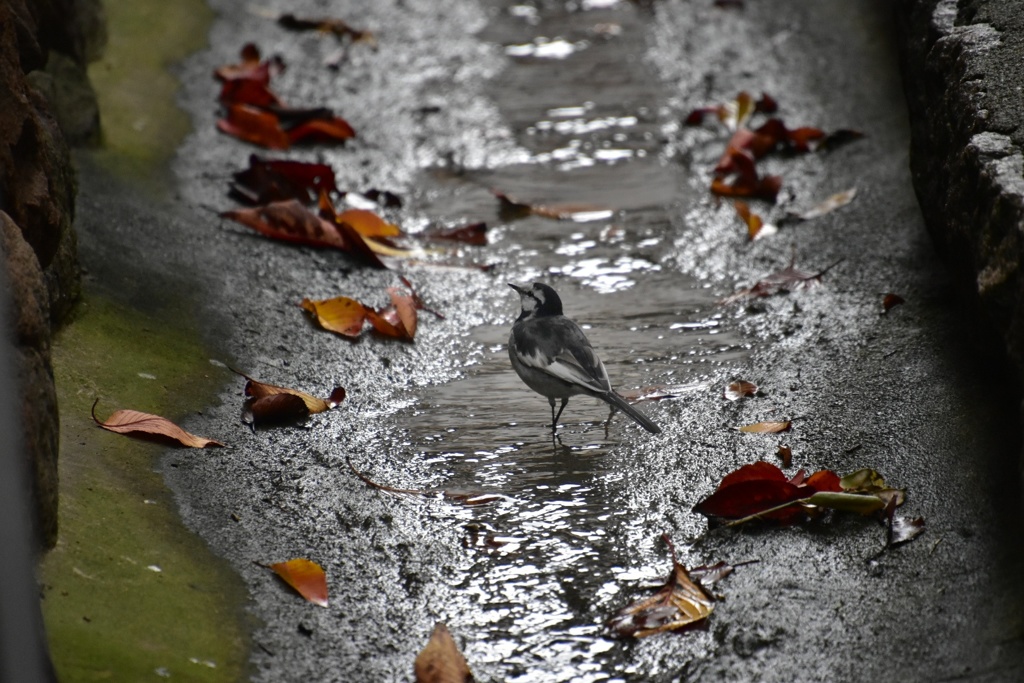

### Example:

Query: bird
xmin=507 ymin=282 xmax=661 ymax=434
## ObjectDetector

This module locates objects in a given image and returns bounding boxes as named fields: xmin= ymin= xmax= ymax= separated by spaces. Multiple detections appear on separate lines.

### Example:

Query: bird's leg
xmin=551 ymin=398 xmax=569 ymax=432
xmin=548 ymin=397 xmax=558 ymax=433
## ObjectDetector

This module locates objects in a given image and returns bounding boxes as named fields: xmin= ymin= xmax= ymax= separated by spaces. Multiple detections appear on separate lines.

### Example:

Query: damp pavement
xmin=67 ymin=0 xmax=1024 ymax=681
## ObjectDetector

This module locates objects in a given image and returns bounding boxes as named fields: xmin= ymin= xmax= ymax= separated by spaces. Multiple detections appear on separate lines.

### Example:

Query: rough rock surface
xmin=0 ymin=0 xmax=99 ymax=548
xmin=896 ymin=0 xmax=1024 ymax=379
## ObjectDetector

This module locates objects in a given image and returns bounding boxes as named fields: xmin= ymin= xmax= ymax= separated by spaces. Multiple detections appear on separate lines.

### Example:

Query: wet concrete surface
xmin=70 ymin=0 xmax=1024 ymax=680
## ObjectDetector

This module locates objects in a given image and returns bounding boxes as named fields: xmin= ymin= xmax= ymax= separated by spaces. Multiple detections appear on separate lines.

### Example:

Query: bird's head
xmin=509 ymin=282 xmax=563 ymax=320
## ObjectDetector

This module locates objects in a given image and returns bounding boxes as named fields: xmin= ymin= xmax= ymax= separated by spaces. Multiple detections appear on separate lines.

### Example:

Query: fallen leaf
xmin=694 ymin=461 xmax=842 ymax=523
xmin=242 ymin=375 xmax=346 ymax=414
xmin=724 ymin=380 xmax=757 ymax=401
xmin=222 ymin=199 xmax=345 ymax=249
xmin=230 ymin=154 xmax=338 ymax=204
xmin=889 ymin=515 xmax=926 ymax=546
xmin=494 ymin=189 xmax=613 ymax=222
xmin=882 ymin=293 xmax=905 ymax=313
xmin=609 ymin=535 xmax=716 ymax=637
xmin=788 ymin=188 xmax=857 ymax=221
xmin=733 ymin=201 xmax=776 ymax=241
xmin=247 ymin=393 xmax=310 ymax=425
xmin=777 ymin=444 xmax=793 ymax=467
xmin=414 ymin=623 xmax=474 ymax=683
xmin=214 ymin=43 xmax=284 ymax=85
xmin=91 ymin=400 xmax=224 ymax=448
xmin=286 ymin=116 xmax=356 ymax=145
xmin=302 ymin=296 xmax=369 ymax=338
xmin=270 ymin=558 xmax=329 ymax=607
xmin=277 ymin=13 xmax=375 ymax=45
xmin=217 ymin=103 xmax=290 ymax=149
xmin=718 ymin=258 xmax=843 ymax=304
xmin=387 ymin=286 xmax=418 ymax=338
xmin=738 ymin=420 xmax=791 ymax=433
xmin=422 ymin=222 xmax=488 ymax=246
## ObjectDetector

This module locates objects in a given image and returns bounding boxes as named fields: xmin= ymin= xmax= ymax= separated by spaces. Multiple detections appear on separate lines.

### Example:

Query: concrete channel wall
xmin=896 ymin=0 xmax=1024 ymax=386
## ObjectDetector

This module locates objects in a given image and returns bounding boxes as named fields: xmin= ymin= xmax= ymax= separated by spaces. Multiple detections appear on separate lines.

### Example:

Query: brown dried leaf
xmin=493 ymin=189 xmax=613 ymax=222
xmin=414 ymin=623 xmax=474 ymax=683
xmin=91 ymin=401 xmax=225 ymax=448
xmin=718 ymin=258 xmax=842 ymax=305
xmin=609 ymin=536 xmax=715 ymax=638
xmin=270 ymin=558 xmax=329 ymax=607
xmin=724 ymin=380 xmax=757 ymax=401
xmin=790 ymin=187 xmax=857 ymax=221
xmin=777 ymin=445 xmax=793 ymax=468
xmin=882 ymin=293 xmax=905 ymax=313
xmin=238 ymin=372 xmax=346 ymax=414
xmin=222 ymin=200 xmax=346 ymax=249
xmin=738 ymin=420 xmax=791 ymax=433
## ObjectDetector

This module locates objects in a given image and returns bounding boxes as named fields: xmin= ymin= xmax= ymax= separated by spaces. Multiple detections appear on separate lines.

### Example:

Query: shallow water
xmin=381 ymin=1 xmax=747 ymax=676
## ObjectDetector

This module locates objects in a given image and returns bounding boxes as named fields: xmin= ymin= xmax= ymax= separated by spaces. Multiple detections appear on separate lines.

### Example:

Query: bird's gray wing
xmin=513 ymin=317 xmax=612 ymax=393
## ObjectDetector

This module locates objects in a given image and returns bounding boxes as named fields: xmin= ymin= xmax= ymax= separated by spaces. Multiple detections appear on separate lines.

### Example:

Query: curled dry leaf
xmin=301 ymin=296 xmax=368 ymax=338
xmin=738 ymin=420 xmax=791 ymax=433
xmin=724 ymin=380 xmax=757 ymax=401
xmin=302 ymin=287 xmax=419 ymax=341
xmin=91 ymin=400 xmax=224 ymax=448
xmin=414 ymin=623 xmax=474 ymax=683
xmin=243 ymin=375 xmax=346 ymax=414
xmin=235 ymin=371 xmax=345 ymax=425
xmin=609 ymin=536 xmax=716 ymax=638
xmin=270 ymin=558 xmax=329 ymax=607
xmin=777 ymin=444 xmax=793 ymax=468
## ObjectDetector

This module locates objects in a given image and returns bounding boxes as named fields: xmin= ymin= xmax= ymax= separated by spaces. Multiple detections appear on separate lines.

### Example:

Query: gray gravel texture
xmin=71 ymin=0 xmax=1024 ymax=681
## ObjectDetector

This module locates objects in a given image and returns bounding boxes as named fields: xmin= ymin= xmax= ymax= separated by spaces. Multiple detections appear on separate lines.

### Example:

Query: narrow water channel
xmin=380 ymin=2 xmax=748 ymax=677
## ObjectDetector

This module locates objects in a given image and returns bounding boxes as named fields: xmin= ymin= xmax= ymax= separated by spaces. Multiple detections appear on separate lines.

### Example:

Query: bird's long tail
xmin=601 ymin=391 xmax=661 ymax=434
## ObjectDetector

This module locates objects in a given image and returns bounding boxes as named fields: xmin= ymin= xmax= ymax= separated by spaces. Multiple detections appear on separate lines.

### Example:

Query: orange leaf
xmin=286 ymin=117 xmax=356 ymax=145
xmin=882 ymin=293 xmax=905 ymax=313
xmin=364 ymin=307 xmax=413 ymax=341
xmin=217 ymin=103 xmax=290 ymax=149
xmin=414 ymin=623 xmax=474 ymax=683
xmin=91 ymin=400 xmax=224 ymax=448
xmin=270 ymin=558 xmax=329 ymax=607
xmin=738 ymin=420 xmax=792 ymax=433
xmin=336 ymin=208 xmax=402 ymax=238
xmin=301 ymin=296 xmax=369 ymax=338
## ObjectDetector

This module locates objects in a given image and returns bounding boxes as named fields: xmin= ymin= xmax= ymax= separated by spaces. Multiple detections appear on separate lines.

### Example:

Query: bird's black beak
xmin=508 ymin=283 xmax=527 ymax=295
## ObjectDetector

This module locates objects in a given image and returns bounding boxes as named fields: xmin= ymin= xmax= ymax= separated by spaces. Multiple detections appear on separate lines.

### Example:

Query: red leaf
xmin=221 ymin=199 xmax=346 ymax=249
xmin=882 ymin=293 xmax=905 ymax=313
xmin=693 ymin=478 xmax=805 ymax=521
xmin=217 ymin=104 xmax=290 ymax=149
xmin=286 ymin=117 xmax=356 ymax=145
xmin=716 ymin=461 xmax=787 ymax=491
xmin=805 ymin=470 xmax=842 ymax=493
xmin=230 ymin=154 xmax=338 ymax=205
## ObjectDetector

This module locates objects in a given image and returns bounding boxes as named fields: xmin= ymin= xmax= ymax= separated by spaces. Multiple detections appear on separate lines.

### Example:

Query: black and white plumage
xmin=507 ymin=282 xmax=661 ymax=434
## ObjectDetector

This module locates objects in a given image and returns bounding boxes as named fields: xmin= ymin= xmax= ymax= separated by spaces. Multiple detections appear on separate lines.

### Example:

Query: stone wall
xmin=895 ymin=0 xmax=1024 ymax=379
xmin=0 ymin=0 xmax=101 ymax=549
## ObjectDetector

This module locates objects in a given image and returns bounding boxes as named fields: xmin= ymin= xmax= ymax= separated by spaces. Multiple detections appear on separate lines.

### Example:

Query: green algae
xmin=88 ymin=0 xmax=213 ymax=185
xmin=40 ymin=295 xmax=250 ymax=682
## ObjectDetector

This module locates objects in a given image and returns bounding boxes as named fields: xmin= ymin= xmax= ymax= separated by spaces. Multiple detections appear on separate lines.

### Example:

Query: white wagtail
xmin=508 ymin=282 xmax=661 ymax=434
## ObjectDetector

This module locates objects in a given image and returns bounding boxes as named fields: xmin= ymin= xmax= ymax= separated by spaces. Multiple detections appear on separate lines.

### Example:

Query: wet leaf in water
xmin=414 ymin=623 xmax=474 ymax=683
xmin=788 ymin=187 xmax=857 ymax=221
xmin=724 ymin=379 xmax=758 ymax=401
xmin=609 ymin=536 xmax=717 ymax=638
xmin=230 ymin=154 xmax=337 ymax=204
xmin=882 ymin=293 xmax=905 ymax=313
xmin=738 ymin=420 xmax=791 ymax=433
xmin=270 ymin=558 xmax=329 ymax=607
xmin=493 ymin=189 xmax=613 ymax=221
xmin=91 ymin=401 xmax=225 ymax=448
xmin=422 ymin=222 xmax=489 ymax=246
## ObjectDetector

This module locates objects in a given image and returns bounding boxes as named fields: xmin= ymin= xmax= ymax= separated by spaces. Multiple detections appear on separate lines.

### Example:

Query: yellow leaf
xmin=302 ymin=296 xmax=368 ymax=338
xmin=738 ymin=420 xmax=791 ymax=433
